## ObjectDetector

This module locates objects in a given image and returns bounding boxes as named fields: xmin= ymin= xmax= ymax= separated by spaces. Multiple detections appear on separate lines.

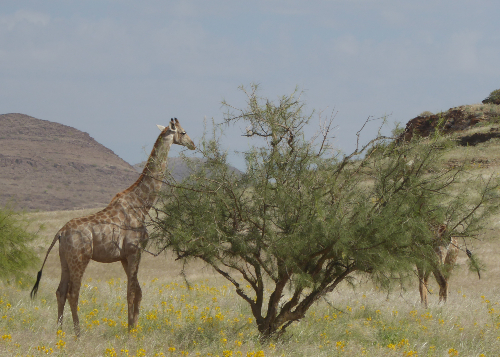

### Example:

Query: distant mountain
xmin=133 ymin=157 xmax=202 ymax=181
xmin=0 ymin=113 xmax=241 ymax=211
xmin=133 ymin=157 xmax=243 ymax=181
xmin=0 ymin=113 xmax=139 ymax=211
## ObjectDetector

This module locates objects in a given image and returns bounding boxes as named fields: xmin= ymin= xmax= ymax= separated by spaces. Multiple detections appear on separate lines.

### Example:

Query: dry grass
xmin=463 ymin=103 xmax=500 ymax=119
xmin=2 ymin=255 xmax=500 ymax=356
xmin=4 ymin=132 xmax=500 ymax=356
xmin=0 ymin=204 xmax=499 ymax=356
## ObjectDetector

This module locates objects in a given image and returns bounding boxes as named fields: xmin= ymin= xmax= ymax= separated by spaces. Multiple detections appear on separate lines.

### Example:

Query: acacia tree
xmin=151 ymin=85 xmax=498 ymax=337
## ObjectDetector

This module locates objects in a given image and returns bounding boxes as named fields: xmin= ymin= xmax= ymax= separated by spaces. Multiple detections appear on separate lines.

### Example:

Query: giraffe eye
xmin=181 ymin=132 xmax=186 ymax=135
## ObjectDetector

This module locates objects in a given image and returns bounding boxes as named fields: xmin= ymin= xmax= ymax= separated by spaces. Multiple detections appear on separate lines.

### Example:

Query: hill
xmin=0 ymin=113 xmax=140 ymax=211
xmin=398 ymin=102 xmax=500 ymax=143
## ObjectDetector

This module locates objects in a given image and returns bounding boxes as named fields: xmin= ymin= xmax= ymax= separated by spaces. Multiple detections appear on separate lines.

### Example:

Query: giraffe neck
xmin=115 ymin=132 xmax=174 ymax=213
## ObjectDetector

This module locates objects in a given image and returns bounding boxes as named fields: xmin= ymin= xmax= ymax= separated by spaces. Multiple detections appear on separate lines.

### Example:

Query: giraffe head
xmin=157 ymin=118 xmax=195 ymax=150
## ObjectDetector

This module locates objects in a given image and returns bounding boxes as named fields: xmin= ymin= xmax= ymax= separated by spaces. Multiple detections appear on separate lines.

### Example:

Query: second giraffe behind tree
xmin=30 ymin=118 xmax=195 ymax=336
xmin=416 ymin=224 xmax=460 ymax=308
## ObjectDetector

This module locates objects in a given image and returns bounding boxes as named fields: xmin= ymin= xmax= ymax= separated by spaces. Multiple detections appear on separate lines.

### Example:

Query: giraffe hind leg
xmin=66 ymin=258 xmax=90 ymax=337
xmin=56 ymin=254 xmax=70 ymax=330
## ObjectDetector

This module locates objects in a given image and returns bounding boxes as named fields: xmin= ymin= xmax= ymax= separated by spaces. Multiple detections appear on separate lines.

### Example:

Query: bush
xmin=0 ymin=207 xmax=39 ymax=283
xmin=482 ymin=89 xmax=500 ymax=105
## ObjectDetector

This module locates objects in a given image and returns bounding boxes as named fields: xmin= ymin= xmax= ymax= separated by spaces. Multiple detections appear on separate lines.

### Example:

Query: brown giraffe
xmin=30 ymin=118 xmax=195 ymax=336
xmin=416 ymin=224 xmax=459 ymax=308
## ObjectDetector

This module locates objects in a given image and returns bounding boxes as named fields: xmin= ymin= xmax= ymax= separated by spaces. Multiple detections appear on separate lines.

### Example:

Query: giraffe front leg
xmin=122 ymin=255 xmax=142 ymax=330
xmin=121 ymin=260 xmax=135 ymax=330
xmin=126 ymin=278 xmax=136 ymax=329
xmin=132 ymin=248 xmax=143 ymax=327
xmin=133 ymin=278 xmax=142 ymax=327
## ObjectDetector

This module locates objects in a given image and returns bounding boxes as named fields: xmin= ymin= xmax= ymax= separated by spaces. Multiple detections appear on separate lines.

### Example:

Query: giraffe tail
xmin=30 ymin=270 xmax=43 ymax=298
xmin=466 ymin=248 xmax=481 ymax=280
xmin=30 ymin=234 xmax=60 ymax=299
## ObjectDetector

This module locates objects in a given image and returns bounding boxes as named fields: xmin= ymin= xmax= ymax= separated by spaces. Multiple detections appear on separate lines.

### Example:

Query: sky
xmin=1 ymin=1 xmax=499 ymax=170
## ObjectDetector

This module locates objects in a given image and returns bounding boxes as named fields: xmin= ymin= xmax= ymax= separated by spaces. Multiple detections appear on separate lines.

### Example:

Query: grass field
xmin=4 ymin=128 xmax=500 ymax=356
xmin=1 ymin=204 xmax=500 ymax=357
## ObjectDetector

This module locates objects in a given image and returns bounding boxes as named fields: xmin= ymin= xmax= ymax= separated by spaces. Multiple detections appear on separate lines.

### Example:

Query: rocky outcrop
xmin=398 ymin=107 xmax=485 ymax=142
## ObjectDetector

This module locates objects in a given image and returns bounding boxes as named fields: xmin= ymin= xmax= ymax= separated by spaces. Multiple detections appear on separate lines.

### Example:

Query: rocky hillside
xmin=0 ymin=113 xmax=140 ymax=211
xmin=398 ymin=103 xmax=500 ymax=144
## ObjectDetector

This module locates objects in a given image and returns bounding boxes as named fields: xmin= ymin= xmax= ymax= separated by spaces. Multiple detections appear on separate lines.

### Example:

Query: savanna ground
xmin=4 ymin=131 xmax=500 ymax=356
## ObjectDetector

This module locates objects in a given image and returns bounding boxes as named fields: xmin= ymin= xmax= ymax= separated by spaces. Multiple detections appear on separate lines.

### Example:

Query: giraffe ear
xmin=157 ymin=125 xmax=166 ymax=131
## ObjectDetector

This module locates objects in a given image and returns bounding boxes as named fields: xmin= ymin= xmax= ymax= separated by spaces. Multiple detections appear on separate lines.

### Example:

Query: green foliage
xmin=391 ymin=122 xmax=405 ymax=137
xmin=0 ymin=206 xmax=39 ymax=283
xmin=151 ymin=85 xmax=500 ymax=337
xmin=482 ymin=89 xmax=500 ymax=105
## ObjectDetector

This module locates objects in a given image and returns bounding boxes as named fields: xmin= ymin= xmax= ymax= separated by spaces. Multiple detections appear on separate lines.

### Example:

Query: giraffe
xmin=30 ymin=118 xmax=195 ymax=336
xmin=416 ymin=224 xmax=459 ymax=308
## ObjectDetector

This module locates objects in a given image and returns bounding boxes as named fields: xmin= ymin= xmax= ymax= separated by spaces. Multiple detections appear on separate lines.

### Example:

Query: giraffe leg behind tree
xmin=417 ymin=266 xmax=431 ymax=308
xmin=432 ymin=269 xmax=448 ymax=303
xmin=436 ymin=237 xmax=459 ymax=304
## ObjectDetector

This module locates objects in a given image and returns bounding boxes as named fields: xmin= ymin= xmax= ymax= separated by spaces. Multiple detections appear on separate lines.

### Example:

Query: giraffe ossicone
xmin=31 ymin=118 xmax=195 ymax=336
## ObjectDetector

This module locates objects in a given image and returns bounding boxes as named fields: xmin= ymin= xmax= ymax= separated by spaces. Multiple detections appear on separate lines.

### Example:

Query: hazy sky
xmin=1 ymin=1 xmax=499 ymax=170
